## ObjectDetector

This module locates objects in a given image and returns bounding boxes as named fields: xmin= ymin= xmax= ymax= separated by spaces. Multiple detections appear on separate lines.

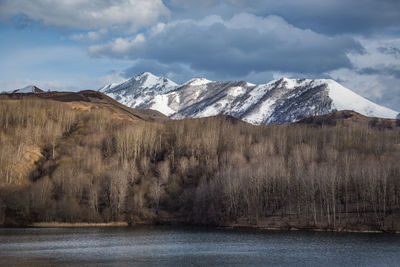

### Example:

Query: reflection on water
xmin=0 ymin=226 xmax=399 ymax=266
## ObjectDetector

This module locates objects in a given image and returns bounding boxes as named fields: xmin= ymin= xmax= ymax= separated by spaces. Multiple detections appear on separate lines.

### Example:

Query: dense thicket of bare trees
xmin=0 ymin=97 xmax=399 ymax=231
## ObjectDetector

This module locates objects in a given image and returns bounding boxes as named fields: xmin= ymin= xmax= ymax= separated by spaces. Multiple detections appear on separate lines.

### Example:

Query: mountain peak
xmin=184 ymin=78 xmax=213 ymax=86
xmin=135 ymin=71 xmax=157 ymax=79
xmin=98 ymin=72 xmax=179 ymax=109
xmin=129 ymin=72 xmax=178 ymax=89
xmin=100 ymin=72 xmax=178 ymax=93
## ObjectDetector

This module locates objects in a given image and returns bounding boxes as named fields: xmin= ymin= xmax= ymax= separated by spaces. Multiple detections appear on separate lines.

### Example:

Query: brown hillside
xmin=0 ymin=94 xmax=399 ymax=232
xmin=298 ymin=110 xmax=398 ymax=129
xmin=2 ymin=90 xmax=170 ymax=123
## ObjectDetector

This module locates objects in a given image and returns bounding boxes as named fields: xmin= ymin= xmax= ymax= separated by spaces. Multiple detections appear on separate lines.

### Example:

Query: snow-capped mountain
xmin=99 ymin=72 xmax=178 ymax=111
xmin=99 ymin=73 xmax=398 ymax=124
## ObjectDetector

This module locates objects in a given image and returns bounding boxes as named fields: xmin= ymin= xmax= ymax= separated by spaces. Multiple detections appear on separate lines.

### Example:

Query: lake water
xmin=0 ymin=226 xmax=399 ymax=266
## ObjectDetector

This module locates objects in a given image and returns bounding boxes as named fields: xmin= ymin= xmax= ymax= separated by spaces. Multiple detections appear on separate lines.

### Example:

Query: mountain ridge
xmin=99 ymin=73 xmax=398 ymax=124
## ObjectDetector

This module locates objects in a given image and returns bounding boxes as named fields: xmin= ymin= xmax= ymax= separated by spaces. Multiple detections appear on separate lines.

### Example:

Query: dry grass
xmin=10 ymin=145 xmax=42 ymax=185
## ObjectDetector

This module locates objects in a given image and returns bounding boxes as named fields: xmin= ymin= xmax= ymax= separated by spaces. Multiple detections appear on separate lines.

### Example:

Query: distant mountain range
xmin=99 ymin=72 xmax=398 ymax=124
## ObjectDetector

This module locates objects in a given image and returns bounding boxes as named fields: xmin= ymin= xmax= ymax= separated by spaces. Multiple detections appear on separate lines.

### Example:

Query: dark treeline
xmin=0 ymin=97 xmax=400 ymax=231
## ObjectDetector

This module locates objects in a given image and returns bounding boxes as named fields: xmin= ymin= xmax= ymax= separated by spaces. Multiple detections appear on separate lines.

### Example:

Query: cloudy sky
xmin=0 ymin=0 xmax=399 ymax=111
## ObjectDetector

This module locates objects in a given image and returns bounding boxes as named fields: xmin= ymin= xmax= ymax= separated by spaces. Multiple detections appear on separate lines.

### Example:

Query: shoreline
xmin=2 ymin=222 xmax=393 ymax=234
xmin=220 ymin=223 xmax=400 ymax=234
xmin=30 ymin=222 xmax=129 ymax=228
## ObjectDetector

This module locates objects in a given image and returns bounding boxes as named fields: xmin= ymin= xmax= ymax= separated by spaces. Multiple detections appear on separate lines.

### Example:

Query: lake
xmin=0 ymin=226 xmax=399 ymax=266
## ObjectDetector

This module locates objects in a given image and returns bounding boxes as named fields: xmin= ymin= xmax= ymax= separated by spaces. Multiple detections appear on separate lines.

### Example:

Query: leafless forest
xmin=0 ymin=95 xmax=399 ymax=232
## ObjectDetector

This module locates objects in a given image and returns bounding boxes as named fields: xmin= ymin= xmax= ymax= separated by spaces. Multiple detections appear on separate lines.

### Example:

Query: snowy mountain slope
xmin=321 ymin=79 xmax=397 ymax=119
xmin=99 ymin=72 xmax=178 ymax=109
xmin=99 ymin=73 xmax=398 ymax=124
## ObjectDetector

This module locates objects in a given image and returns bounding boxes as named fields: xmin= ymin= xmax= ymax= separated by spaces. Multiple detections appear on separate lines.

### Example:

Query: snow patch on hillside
xmin=228 ymin=86 xmax=246 ymax=97
xmin=149 ymin=95 xmax=176 ymax=116
xmin=185 ymin=78 xmax=213 ymax=86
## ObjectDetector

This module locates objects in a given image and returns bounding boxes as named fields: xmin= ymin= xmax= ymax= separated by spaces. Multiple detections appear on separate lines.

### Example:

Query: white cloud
xmin=347 ymin=38 xmax=400 ymax=69
xmin=89 ymin=34 xmax=146 ymax=58
xmin=69 ymin=29 xmax=108 ymax=42
xmin=0 ymin=0 xmax=170 ymax=32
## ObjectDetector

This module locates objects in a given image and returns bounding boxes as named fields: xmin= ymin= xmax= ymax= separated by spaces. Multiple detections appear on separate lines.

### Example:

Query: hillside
xmin=0 ymin=92 xmax=400 ymax=233
xmin=99 ymin=72 xmax=399 ymax=124
xmin=298 ymin=110 xmax=399 ymax=128
xmin=3 ymin=90 xmax=169 ymax=123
